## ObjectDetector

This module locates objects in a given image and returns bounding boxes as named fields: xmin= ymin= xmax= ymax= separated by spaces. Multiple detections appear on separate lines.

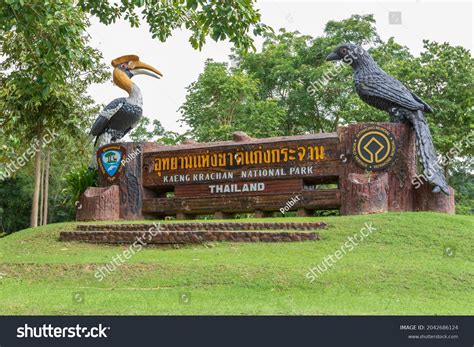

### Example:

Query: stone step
xmin=75 ymin=221 xmax=327 ymax=232
xmin=60 ymin=230 xmax=321 ymax=244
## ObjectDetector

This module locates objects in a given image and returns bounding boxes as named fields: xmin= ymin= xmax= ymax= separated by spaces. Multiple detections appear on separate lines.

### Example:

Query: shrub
xmin=63 ymin=166 xmax=98 ymax=206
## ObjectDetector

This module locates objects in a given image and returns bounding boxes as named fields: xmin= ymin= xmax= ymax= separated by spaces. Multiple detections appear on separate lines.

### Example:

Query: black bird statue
xmin=90 ymin=55 xmax=162 ymax=158
xmin=326 ymin=43 xmax=449 ymax=194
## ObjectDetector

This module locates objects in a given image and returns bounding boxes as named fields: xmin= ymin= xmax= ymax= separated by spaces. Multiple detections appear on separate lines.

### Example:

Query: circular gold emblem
xmin=352 ymin=125 xmax=397 ymax=171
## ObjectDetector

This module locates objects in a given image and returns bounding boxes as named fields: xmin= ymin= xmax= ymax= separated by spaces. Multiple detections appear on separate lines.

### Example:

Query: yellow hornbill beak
xmin=128 ymin=60 xmax=163 ymax=79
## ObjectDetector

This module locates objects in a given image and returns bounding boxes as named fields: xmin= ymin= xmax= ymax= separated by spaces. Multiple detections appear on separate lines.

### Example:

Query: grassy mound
xmin=0 ymin=212 xmax=472 ymax=315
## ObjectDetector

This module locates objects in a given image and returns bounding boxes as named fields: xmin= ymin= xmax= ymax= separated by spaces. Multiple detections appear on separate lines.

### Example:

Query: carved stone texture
xmin=75 ymin=221 xmax=328 ymax=231
xmin=60 ymin=230 xmax=320 ymax=244
xmin=344 ymin=172 xmax=389 ymax=215
xmin=413 ymin=184 xmax=455 ymax=214
xmin=76 ymin=186 xmax=120 ymax=221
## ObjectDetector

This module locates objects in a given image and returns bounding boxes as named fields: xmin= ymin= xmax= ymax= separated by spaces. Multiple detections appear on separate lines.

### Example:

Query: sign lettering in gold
xmin=153 ymin=145 xmax=325 ymax=176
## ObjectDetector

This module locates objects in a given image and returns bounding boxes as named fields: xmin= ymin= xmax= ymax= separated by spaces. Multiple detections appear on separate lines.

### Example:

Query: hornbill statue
xmin=89 ymin=55 xmax=162 ymax=164
xmin=326 ymin=43 xmax=449 ymax=194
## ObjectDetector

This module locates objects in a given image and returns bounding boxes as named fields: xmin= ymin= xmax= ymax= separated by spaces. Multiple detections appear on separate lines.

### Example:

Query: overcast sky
xmin=87 ymin=1 xmax=472 ymax=134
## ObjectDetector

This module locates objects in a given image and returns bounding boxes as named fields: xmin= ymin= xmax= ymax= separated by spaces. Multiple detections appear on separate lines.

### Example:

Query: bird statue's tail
xmin=408 ymin=110 xmax=449 ymax=194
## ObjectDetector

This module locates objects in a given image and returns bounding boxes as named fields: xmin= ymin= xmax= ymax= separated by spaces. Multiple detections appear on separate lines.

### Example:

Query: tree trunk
xmin=30 ymin=127 xmax=43 ymax=228
xmin=444 ymin=163 xmax=449 ymax=181
xmin=42 ymin=149 xmax=50 ymax=225
xmin=39 ymin=152 xmax=44 ymax=226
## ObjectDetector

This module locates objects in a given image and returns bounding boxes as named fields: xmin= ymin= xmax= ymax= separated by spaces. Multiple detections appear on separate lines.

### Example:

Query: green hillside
xmin=0 ymin=212 xmax=472 ymax=315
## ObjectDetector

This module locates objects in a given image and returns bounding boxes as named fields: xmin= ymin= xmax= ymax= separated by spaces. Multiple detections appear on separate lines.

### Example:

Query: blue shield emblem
xmin=101 ymin=150 xmax=122 ymax=177
xmin=97 ymin=145 xmax=127 ymax=182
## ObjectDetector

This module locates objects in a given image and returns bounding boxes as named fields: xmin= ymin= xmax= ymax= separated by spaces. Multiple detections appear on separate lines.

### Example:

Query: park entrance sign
xmin=141 ymin=131 xmax=340 ymax=219
xmin=76 ymin=123 xmax=454 ymax=221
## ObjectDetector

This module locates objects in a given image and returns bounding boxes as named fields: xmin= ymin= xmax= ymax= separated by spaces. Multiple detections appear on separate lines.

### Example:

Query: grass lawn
xmin=0 ymin=212 xmax=472 ymax=315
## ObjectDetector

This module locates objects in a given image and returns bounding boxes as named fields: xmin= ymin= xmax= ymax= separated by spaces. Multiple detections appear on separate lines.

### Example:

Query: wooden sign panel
xmin=142 ymin=134 xmax=341 ymax=199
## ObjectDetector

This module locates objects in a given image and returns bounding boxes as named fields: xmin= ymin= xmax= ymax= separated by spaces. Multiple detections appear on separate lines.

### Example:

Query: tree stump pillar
xmin=339 ymin=123 xmax=416 ymax=214
xmin=343 ymin=172 xmax=389 ymax=215
xmin=76 ymin=186 xmax=120 ymax=221
xmin=414 ymin=184 xmax=455 ymax=214
xmin=98 ymin=142 xmax=144 ymax=220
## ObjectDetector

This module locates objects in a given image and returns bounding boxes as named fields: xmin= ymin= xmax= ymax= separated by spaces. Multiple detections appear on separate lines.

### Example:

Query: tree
xmin=79 ymin=0 xmax=270 ymax=50
xmin=129 ymin=116 xmax=188 ymax=145
xmin=0 ymin=1 xmax=108 ymax=227
xmin=414 ymin=41 xmax=473 ymax=162
xmin=449 ymin=163 xmax=474 ymax=215
xmin=0 ymin=173 xmax=32 ymax=234
xmin=180 ymin=60 xmax=284 ymax=141
xmin=181 ymin=15 xmax=381 ymax=136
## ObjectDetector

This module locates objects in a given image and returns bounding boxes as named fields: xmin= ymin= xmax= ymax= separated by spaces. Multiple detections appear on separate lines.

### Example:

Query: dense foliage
xmin=179 ymin=61 xmax=285 ymax=141
xmin=63 ymin=166 xmax=98 ymax=208
xmin=0 ymin=174 xmax=32 ymax=234
xmin=130 ymin=117 xmax=188 ymax=145
xmin=79 ymin=0 xmax=270 ymax=50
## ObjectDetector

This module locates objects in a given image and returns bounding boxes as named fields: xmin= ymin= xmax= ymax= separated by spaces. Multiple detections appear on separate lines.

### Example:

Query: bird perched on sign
xmin=90 ymin=55 xmax=162 ymax=149
xmin=326 ymin=43 xmax=449 ymax=194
